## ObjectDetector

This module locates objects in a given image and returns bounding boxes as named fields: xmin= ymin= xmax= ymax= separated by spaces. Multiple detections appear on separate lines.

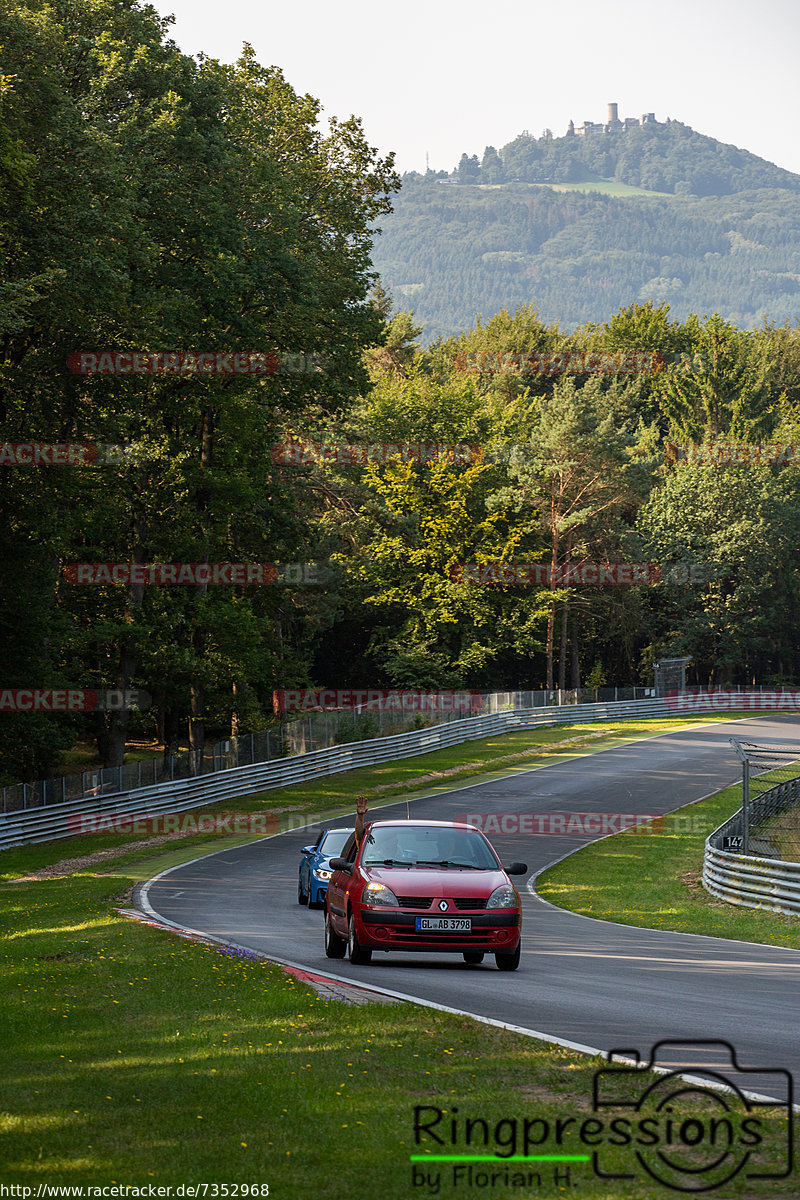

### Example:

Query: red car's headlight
xmin=362 ymin=882 xmax=399 ymax=907
xmin=487 ymin=884 xmax=518 ymax=909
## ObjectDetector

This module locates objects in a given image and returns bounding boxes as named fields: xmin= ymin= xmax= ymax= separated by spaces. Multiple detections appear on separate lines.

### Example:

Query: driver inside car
xmin=355 ymin=799 xmax=476 ymax=866
xmin=430 ymin=830 xmax=471 ymax=863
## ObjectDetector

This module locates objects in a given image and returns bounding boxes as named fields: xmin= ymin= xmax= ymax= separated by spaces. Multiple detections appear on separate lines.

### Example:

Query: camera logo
xmin=592 ymin=1039 xmax=792 ymax=1191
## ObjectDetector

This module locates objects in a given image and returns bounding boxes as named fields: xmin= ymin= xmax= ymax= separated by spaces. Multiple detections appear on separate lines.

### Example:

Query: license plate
xmin=415 ymin=917 xmax=472 ymax=932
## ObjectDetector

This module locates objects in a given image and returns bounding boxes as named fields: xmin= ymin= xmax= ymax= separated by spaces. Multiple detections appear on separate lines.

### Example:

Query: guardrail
xmin=0 ymin=697 xmax=669 ymax=850
xmin=5 ymin=691 xmax=796 ymax=854
xmin=703 ymin=773 xmax=800 ymax=915
xmin=1 ymin=685 xmax=662 ymax=814
xmin=703 ymin=843 xmax=800 ymax=915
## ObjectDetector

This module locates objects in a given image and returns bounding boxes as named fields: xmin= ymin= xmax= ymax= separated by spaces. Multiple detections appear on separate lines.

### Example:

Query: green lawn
xmin=47 ymin=741 xmax=165 ymax=778
xmin=478 ymin=179 xmax=676 ymax=198
xmin=1 ymin=858 xmax=795 ymax=1197
xmin=530 ymin=179 xmax=675 ymax=198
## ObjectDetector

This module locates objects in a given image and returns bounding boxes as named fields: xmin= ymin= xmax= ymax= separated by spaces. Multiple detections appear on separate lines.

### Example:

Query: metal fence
xmin=0 ymin=705 xmax=467 ymax=815
xmin=0 ymin=696 xmax=670 ymax=849
xmin=7 ymin=688 xmax=800 ymax=856
xmin=13 ymin=683 xmax=788 ymax=814
xmin=704 ymin=738 xmax=800 ymax=914
xmin=0 ymin=686 xmax=660 ymax=815
xmin=718 ymin=739 xmax=800 ymax=857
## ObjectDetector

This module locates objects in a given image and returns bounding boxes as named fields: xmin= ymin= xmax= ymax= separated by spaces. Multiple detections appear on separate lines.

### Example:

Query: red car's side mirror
xmin=505 ymin=862 xmax=528 ymax=875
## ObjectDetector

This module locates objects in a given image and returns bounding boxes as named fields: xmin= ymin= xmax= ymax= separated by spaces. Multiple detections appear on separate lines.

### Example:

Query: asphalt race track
xmin=142 ymin=716 xmax=800 ymax=1101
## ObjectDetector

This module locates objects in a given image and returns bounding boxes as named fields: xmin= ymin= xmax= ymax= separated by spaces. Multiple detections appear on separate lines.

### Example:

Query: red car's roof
xmin=366 ymin=819 xmax=478 ymax=830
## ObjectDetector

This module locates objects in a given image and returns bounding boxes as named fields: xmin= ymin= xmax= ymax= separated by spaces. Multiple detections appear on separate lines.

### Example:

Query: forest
xmin=3 ymin=0 xmax=800 ymax=786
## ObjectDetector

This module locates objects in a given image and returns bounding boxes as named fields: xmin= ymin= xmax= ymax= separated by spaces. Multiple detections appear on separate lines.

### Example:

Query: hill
xmin=491 ymin=119 xmax=800 ymax=196
xmin=370 ymin=121 xmax=800 ymax=341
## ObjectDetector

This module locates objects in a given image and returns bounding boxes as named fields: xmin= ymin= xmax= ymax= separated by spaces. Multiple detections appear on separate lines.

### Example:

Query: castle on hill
xmin=567 ymin=103 xmax=658 ymax=137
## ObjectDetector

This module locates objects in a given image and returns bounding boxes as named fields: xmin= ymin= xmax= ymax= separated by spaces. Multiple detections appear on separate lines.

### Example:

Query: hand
xmin=356 ymin=795 xmax=368 ymax=816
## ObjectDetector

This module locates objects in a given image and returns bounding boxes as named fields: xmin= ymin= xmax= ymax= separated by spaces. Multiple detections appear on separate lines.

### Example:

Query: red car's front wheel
xmin=348 ymin=913 xmax=372 ymax=964
xmin=495 ymin=943 xmax=521 ymax=971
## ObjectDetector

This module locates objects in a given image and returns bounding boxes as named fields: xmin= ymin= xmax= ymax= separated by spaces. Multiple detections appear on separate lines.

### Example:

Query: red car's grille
xmin=452 ymin=897 xmax=488 ymax=910
xmin=395 ymin=896 xmax=433 ymax=909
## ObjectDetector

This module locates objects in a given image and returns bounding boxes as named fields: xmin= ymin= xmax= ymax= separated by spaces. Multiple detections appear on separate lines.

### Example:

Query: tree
xmin=0 ymin=0 xmax=400 ymax=779
xmin=365 ymin=311 xmax=424 ymax=379
xmin=490 ymin=377 xmax=654 ymax=687
xmin=457 ymin=153 xmax=480 ymax=184
xmin=637 ymin=464 xmax=800 ymax=684
xmin=481 ymin=146 xmax=505 ymax=184
xmin=655 ymin=313 xmax=776 ymax=441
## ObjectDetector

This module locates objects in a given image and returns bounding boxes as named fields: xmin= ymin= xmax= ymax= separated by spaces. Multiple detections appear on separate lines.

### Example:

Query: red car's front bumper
xmin=355 ymin=908 xmax=521 ymax=952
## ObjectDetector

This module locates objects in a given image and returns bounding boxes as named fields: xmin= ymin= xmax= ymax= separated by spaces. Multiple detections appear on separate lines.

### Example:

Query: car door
xmin=325 ymin=831 xmax=357 ymax=934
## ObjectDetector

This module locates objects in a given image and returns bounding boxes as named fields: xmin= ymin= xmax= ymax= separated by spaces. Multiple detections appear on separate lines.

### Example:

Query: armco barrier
xmin=2 ymin=685 xmax=661 ymax=814
xmin=703 ymin=772 xmax=800 ymax=915
xmin=3 ymin=691 xmax=795 ymax=852
xmin=0 ymin=698 xmax=668 ymax=850
xmin=703 ymin=844 xmax=800 ymax=915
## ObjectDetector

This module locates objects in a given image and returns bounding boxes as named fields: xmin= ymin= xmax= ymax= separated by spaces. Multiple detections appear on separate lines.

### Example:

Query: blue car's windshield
xmin=361 ymin=826 xmax=499 ymax=870
xmin=319 ymin=830 xmax=351 ymax=857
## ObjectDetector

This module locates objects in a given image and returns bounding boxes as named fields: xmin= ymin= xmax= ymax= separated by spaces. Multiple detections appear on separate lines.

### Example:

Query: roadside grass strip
xmin=537 ymin=763 xmax=800 ymax=950
xmin=0 ymin=861 xmax=797 ymax=1197
xmin=2 ymin=715 xmax=799 ymax=1195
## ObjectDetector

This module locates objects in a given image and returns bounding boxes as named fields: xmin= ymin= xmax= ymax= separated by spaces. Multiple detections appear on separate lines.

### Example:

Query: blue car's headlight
xmin=313 ymin=868 xmax=332 ymax=881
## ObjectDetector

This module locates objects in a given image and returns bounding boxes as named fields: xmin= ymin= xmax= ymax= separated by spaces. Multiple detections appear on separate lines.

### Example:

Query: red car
xmin=324 ymin=819 xmax=526 ymax=970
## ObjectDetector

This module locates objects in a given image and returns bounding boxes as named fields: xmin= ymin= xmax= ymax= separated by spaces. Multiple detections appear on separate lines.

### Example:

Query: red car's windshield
xmin=361 ymin=825 xmax=500 ymax=870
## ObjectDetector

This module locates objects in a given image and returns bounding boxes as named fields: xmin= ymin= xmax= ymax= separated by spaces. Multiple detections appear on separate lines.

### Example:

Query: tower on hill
xmin=570 ymin=103 xmax=659 ymax=137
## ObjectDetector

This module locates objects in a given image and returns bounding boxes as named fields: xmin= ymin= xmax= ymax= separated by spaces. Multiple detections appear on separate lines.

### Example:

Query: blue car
xmin=298 ymin=827 xmax=354 ymax=908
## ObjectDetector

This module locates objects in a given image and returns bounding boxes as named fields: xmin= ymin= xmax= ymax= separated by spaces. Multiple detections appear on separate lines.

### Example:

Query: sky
xmin=148 ymin=0 xmax=800 ymax=177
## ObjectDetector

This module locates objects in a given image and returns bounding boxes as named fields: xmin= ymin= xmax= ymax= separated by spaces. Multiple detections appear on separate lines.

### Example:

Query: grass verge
xmin=1 ymin=858 xmax=796 ymax=1197
xmin=4 ymin=714 xmax=795 ymax=1196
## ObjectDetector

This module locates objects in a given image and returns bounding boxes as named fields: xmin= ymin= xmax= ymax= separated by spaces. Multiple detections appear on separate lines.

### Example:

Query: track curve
xmin=141 ymin=716 xmax=800 ymax=1097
